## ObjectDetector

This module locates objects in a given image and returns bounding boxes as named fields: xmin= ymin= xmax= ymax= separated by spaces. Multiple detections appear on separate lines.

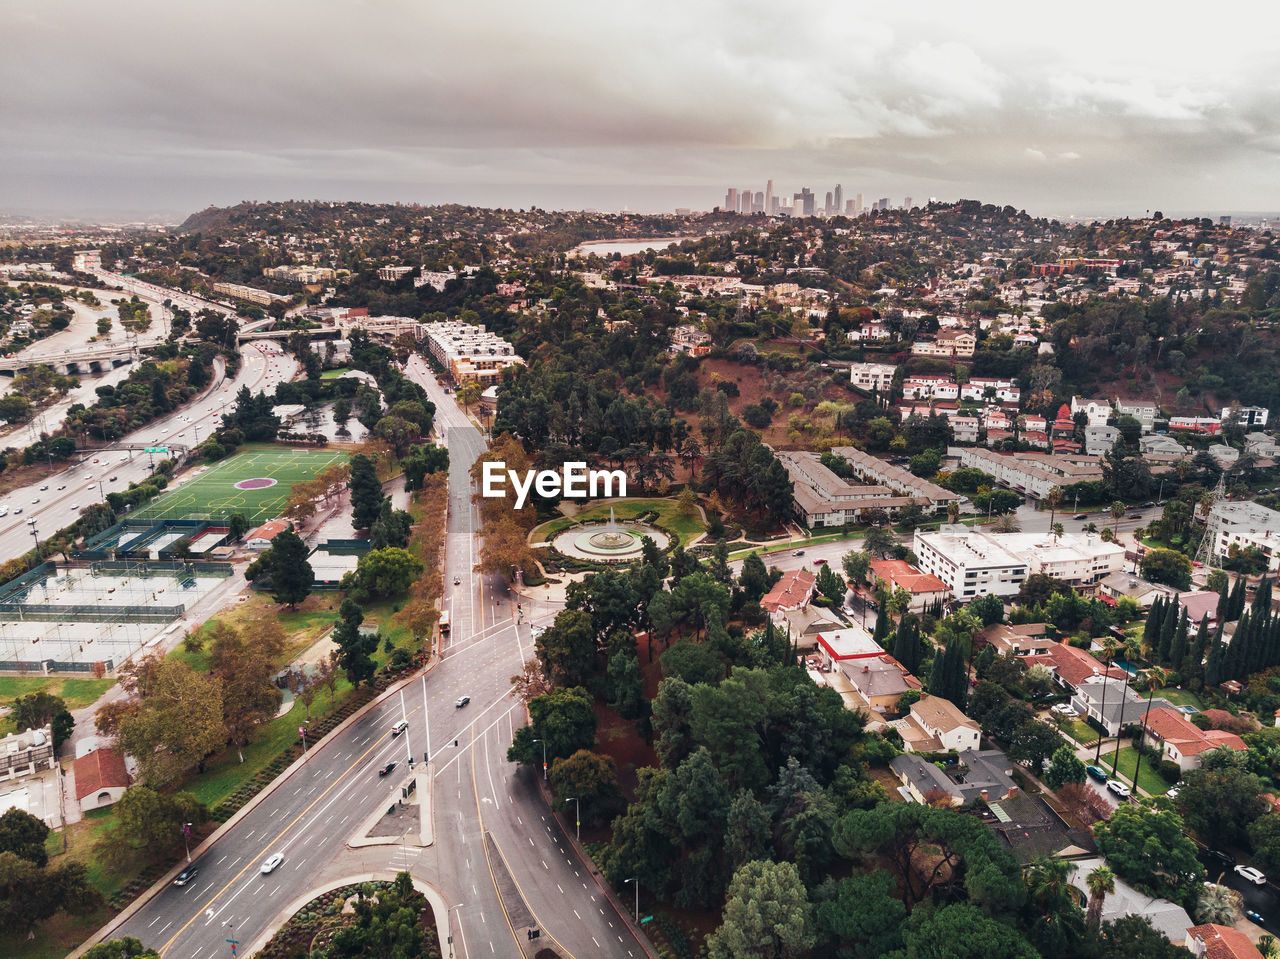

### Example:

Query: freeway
xmin=104 ymin=362 xmax=649 ymax=958
xmin=0 ymin=343 xmax=294 ymax=563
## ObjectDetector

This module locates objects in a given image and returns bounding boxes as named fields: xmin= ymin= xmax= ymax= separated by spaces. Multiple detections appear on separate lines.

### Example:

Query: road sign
xmin=641 ymin=916 xmax=653 ymax=924
xmin=299 ymin=726 xmax=306 ymax=737
xmin=144 ymin=446 xmax=169 ymax=454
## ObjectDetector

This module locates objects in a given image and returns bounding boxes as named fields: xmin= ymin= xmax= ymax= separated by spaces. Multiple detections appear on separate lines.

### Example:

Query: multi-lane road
xmin=101 ymin=355 xmax=648 ymax=958
xmin=0 ymin=343 xmax=294 ymax=561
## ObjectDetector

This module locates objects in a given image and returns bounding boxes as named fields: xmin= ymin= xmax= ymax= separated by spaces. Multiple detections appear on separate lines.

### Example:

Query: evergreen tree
xmin=1225 ymin=613 xmax=1248 ymax=682
xmin=873 ymin=608 xmax=890 ymax=646
xmin=265 ymin=528 xmax=314 ymax=609
xmin=1217 ymin=578 xmax=1231 ymax=623
xmin=333 ymin=599 xmax=377 ymax=686
xmin=1229 ymin=576 xmax=1248 ymax=621
xmin=1185 ymin=614 xmax=1210 ymax=680
xmin=1143 ymin=597 xmax=1164 ymax=653
xmin=929 ymin=650 xmax=947 ymax=698
xmin=348 ymin=453 xmax=385 ymax=530
xmin=1167 ymin=608 xmax=1189 ymax=670
xmin=1254 ymin=577 xmax=1273 ymax=617
xmin=1158 ymin=602 xmax=1178 ymax=664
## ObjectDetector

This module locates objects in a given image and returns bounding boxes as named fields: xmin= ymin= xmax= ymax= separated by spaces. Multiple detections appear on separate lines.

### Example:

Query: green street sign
xmin=144 ymin=447 xmax=169 ymax=454
xmin=640 ymin=916 xmax=653 ymax=924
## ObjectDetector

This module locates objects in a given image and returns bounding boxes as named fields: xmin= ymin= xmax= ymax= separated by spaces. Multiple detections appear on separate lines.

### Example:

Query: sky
xmin=3 ymin=0 xmax=1280 ymax=222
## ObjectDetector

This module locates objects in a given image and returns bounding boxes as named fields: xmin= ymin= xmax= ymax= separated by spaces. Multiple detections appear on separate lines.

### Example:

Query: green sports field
xmin=132 ymin=449 xmax=349 ymax=524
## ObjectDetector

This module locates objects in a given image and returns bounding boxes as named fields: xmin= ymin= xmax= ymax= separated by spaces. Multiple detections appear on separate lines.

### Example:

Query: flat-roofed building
xmin=848 ymin=362 xmax=897 ymax=392
xmin=775 ymin=450 xmax=927 ymax=528
xmin=420 ymin=321 xmax=526 ymax=386
xmin=1203 ymin=500 xmax=1280 ymax=572
xmin=829 ymin=447 xmax=959 ymax=510
xmin=912 ymin=526 xmax=1028 ymax=599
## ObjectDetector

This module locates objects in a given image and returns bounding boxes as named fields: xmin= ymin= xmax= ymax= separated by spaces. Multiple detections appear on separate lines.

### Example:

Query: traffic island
xmin=348 ymin=768 xmax=433 ymax=848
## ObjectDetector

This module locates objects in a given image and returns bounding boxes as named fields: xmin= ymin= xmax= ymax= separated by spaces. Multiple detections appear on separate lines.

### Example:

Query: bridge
xmin=0 ymin=344 xmax=141 ymax=376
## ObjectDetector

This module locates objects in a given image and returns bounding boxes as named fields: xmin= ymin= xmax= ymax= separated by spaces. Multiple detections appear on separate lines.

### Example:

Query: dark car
xmin=1086 ymin=765 xmax=1108 ymax=783
xmin=455 ymin=695 xmax=471 ymax=708
xmin=378 ymin=761 xmax=397 ymax=777
xmin=1073 ymin=513 xmax=1088 ymax=520
xmin=173 ymin=865 xmax=199 ymax=886
xmin=1127 ymin=513 xmax=1142 ymax=520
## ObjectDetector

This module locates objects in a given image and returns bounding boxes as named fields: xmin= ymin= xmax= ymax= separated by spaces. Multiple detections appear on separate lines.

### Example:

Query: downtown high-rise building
xmin=903 ymin=196 xmax=913 ymax=210
xmin=740 ymin=188 xmax=753 ymax=214
xmin=765 ymin=179 xmax=773 ymax=215
xmin=824 ymin=191 xmax=833 ymax=215
xmin=793 ymin=188 xmax=815 ymax=216
xmin=833 ymin=184 xmax=844 ymax=215
xmin=725 ymin=188 xmax=738 ymax=213
xmin=753 ymin=191 xmax=764 ymax=214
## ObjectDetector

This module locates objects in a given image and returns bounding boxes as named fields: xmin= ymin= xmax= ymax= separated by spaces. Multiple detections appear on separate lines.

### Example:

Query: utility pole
xmin=566 ymin=797 xmax=580 ymax=842
xmin=625 ymin=878 xmax=639 ymax=923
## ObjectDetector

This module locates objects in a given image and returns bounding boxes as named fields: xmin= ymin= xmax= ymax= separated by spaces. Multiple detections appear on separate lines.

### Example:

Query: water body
xmin=571 ymin=237 xmax=686 ymax=258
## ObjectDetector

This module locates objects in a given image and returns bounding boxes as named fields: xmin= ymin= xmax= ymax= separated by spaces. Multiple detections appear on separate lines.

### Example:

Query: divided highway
xmin=102 ymin=357 xmax=648 ymax=957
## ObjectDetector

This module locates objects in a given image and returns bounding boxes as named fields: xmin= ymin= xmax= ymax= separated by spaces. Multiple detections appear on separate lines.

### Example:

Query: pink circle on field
xmin=235 ymin=477 xmax=278 ymax=490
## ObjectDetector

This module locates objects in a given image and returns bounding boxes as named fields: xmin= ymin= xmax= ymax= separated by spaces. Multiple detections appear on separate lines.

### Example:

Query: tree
xmin=535 ymin=609 xmax=597 ymax=688
xmin=402 ymin=444 xmax=448 ymax=491
xmin=8 ymin=691 xmax=65 ymax=733
xmin=227 ymin=512 xmax=250 ymax=542
xmin=548 ymin=749 xmax=623 ymax=827
xmin=348 ymin=453 xmax=385 ymax=529
xmin=84 ymin=938 xmax=160 ymax=959
xmin=1175 ymin=757 xmax=1268 ymax=849
xmin=108 ymin=786 xmax=207 ymax=854
xmin=1093 ymin=805 xmax=1202 ymax=897
xmin=369 ymin=500 xmax=412 ymax=550
xmin=262 ymin=528 xmax=314 ymax=608
xmin=816 ymin=562 xmax=846 ymax=605
xmin=1194 ymin=881 xmax=1242 ymax=925
xmin=209 ymin=621 xmax=285 ymax=762
xmin=0 ymin=809 xmax=49 ymax=867
xmin=332 ymin=600 xmax=377 ymax=686
xmin=1009 ymin=720 xmax=1064 ymax=774
xmin=1085 ymin=865 xmax=1115 ymax=930
xmin=738 ymin=553 xmax=772 ymax=602
xmin=341 ymin=547 xmax=423 ymax=601
xmin=606 ymin=646 xmax=647 ymax=721
xmin=862 ymin=526 xmax=897 ymax=558
xmin=1141 ymin=548 xmax=1193 ymax=590
xmin=814 ymin=869 xmax=904 ymax=959
xmin=842 ymin=550 xmax=871 ymax=588
xmin=1247 ymin=813 xmax=1280 ymax=878
xmin=508 ymin=686 xmax=596 ymax=768
xmin=115 ymin=659 xmax=224 ymax=788
xmin=896 ymin=904 xmax=1038 ymax=959
xmin=327 ymin=872 xmax=427 ymax=958
xmin=724 ymin=789 xmax=773 ymax=875
xmin=1045 ymin=744 xmax=1087 ymax=790
xmin=0 ymin=853 xmax=100 ymax=935
xmin=706 ymin=860 xmax=815 ymax=959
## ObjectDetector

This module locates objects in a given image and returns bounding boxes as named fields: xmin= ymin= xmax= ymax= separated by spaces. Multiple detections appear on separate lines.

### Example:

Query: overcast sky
xmin=4 ymin=1 xmax=1279 ymax=221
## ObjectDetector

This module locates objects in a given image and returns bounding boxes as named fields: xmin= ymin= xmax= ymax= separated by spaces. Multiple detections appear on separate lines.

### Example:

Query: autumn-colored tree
xmin=471 ymin=433 xmax=540 ymax=580
xmin=209 ymin=622 xmax=285 ymax=762
xmin=115 ymin=659 xmax=224 ymax=787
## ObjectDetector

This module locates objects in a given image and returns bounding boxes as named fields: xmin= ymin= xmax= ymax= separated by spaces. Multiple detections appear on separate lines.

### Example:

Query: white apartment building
xmin=913 ymin=527 xmax=1029 ymax=599
xmin=996 ymin=531 xmax=1125 ymax=590
xmin=902 ymin=375 xmax=959 ymax=401
xmin=952 ymin=417 xmax=980 ymax=443
xmin=211 ymin=281 xmax=288 ymax=307
xmin=956 ymin=447 xmax=1103 ymax=500
xmin=1115 ymin=398 xmax=1159 ymax=433
xmin=1070 ymin=396 xmax=1112 ymax=427
xmin=1084 ymin=424 xmax=1121 ymax=456
xmin=377 ymin=265 xmax=415 ymax=282
xmin=829 ymin=447 xmax=959 ymax=509
xmin=1203 ymin=500 xmax=1280 ymax=572
xmin=1223 ymin=406 xmax=1270 ymax=427
xmin=961 ymin=378 xmax=1021 ymax=404
xmin=775 ymin=451 xmax=923 ymax=528
xmin=420 ymin=321 xmax=526 ymax=386
xmin=263 ymin=265 xmax=335 ymax=285
xmin=849 ymin=362 xmax=897 ymax=392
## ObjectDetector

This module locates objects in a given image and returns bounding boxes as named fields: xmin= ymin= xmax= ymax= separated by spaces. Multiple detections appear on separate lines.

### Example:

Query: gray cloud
xmin=3 ymin=0 xmax=1280 ymax=218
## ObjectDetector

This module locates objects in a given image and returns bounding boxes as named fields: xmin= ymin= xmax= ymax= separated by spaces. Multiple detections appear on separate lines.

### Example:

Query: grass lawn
xmin=730 ymin=529 xmax=867 ymax=560
xmin=531 ymin=497 xmax=707 ymax=546
xmin=1106 ymin=745 xmax=1172 ymax=796
xmin=319 ymin=367 xmax=351 ymax=379
xmin=1152 ymin=686 xmax=1204 ymax=709
xmin=1059 ymin=718 xmax=1099 ymax=744
xmin=131 ymin=447 xmax=348 ymax=524
xmin=0 ymin=676 xmax=115 ymax=710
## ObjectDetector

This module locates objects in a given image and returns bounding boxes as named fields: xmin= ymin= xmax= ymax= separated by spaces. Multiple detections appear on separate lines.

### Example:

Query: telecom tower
xmin=1194 ymin=470 xmax=1228 ymax=566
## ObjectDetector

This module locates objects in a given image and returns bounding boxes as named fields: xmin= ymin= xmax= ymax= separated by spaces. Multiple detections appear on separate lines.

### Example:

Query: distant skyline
xmin=4 ymin=1 xmax=1280 ymax=223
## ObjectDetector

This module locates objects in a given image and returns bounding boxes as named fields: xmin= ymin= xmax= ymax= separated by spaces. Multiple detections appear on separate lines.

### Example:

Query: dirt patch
xmin=870 ymin=765 xmax=905 ymax=800
xmin=593 ymin=701 xmax=657 ymax=801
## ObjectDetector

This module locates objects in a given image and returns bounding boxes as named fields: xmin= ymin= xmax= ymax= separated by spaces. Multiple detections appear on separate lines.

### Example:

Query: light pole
xmin=182 ymin=821 xmax=192 ymax=863
xmin=447 ymin=903 xmax=466 ymax=959
xmin=625 ymin=877 xmax=639 ymax=923
xmin=531 ymin=738 xmax=547 ymax=779
xmin=566 ymin=797 xmax=580 ymax=842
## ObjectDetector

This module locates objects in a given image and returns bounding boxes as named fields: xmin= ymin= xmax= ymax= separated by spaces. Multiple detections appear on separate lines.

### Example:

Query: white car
xmin=1105 ymin=780 xmax=1131 ymax=799
xmin=1051 ymin=703 xmax=1077 ymax=716
xmin=260 ymin=853 xmax=284 ymax=874
xmin=1235 ymin=865 xmax=1268 ymax=886
xmin=1165 ymin=786 xmax=1180 ymax=800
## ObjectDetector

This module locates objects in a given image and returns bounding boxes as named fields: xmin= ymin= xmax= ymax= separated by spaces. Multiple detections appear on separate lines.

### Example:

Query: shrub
xmin=1158 ymin=760 xmax=1182 ymax=784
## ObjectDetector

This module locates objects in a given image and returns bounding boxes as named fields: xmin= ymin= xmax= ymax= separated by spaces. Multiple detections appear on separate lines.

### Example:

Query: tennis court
xmin=131 ymin=449 xmax=348 ymax=524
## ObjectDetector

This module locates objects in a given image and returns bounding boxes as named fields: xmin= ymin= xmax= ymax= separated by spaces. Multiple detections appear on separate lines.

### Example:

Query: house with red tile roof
xmin=869 ymin=559 xmax=949 ymax=613
xmin=1024 ymin=641 xmax=1127 ymax=692
xmin=245 ymin=519 xmax=292 ymax=550
xmin=761 ymin=568 xmax=817 ymax=617
xmin=74 ymin=747 xmax=131 ymax=812
xmin=1185 ymin=923 xmax=1263 ymax=959
xmin=1141 ymin=707 xmax=1247 ymax=772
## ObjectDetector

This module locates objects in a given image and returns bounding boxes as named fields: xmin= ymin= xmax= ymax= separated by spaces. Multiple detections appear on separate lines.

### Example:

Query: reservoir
xmin=570 ymin=237 xmax=686 ymax=258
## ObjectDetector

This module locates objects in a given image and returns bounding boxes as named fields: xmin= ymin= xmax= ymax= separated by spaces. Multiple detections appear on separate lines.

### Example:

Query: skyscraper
xmin=753 ymin=191 xmax=764 ymax=214
xmin=834 ymin=184 xmax=844 ymax=215
xmin=740 ymin=189 xmax=753 ymax=214
xmin=765 ymin=179 xmax=773 ymax=216
xmin=824 ymin=191 xmax=833 ymax=215
xmin=903 ymin=196 xmax=913 ymax=210
xmin=854 ymin=192 xmax=864 ymax=215
xmin=793 ymin=188 xmax=815 ymax=216
xmin=725 ymin=188 xmax=738 ymax=213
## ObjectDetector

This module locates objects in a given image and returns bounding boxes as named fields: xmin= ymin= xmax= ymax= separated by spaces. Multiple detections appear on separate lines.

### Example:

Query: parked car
xmin=260 ymin=853 xmax=284 ymax=874
xmin=1106 ymin=780 xmax=1131 ymax=799
xmin=813 ymin=558 xmax=827 ymax=566
xmin=1051 ymin=702 xmax=1077 ymax=715
xmin=1235 ymin=865 xmax=1268 ymax=886
xmin=173 ymin=865 xmax=199 ymax=886
xmin=378 ymin=762 xmax=397 ymax=777
xmin=1086 ymin=765 xmax=1108 ymax=782
xmin=1165 ymin=786 xmax=1180 ymax=800
xmin=1073 ymin=513 xmax=1088 ymax=520
xmin=1247 ymin=910 xmax=1265 ymax=925
xmin=455 ymin=695 xmax=471 ymax=708
xmin=391 ymin=720 xmax=408 ymax=737
xmin=793 ymin=550 xmax=805 ymax=557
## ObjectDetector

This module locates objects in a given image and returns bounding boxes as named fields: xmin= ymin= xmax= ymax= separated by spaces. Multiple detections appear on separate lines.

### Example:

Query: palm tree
xmin=1110 ymin=500 xmax=1126 ymax=539
xmin=1051 ymin=521 xmax=1064 ymax=543
xmin=1027 ymin=857 xmax=1082 ymax=936
xmin=947 ymin=500 xmax=960 ymax=526
xmin=1195 ymin=881 xmax=1243 ymax=925
xmin=1130 ymin=666 xmax=1170 ymax=794
xmin=1085 ymin=865 xmax=1115 ymax=930
xmin=1094 ymin=636 xmax=1123 ymax=763
xmin=992 ymin=513 xmax=1022 ymax=533
xmin=1047 ymin=486 xmax=1064 ymax=529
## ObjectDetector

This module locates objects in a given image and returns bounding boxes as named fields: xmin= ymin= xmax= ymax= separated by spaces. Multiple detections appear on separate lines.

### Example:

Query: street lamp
xmin=531 ymin=738 xmax=547 ymax=779
xmin=182 ymin=821 xmax=193 ymax=863
xmin=624 ymin=877 xmax=639 ymax=923
xmin=566 ymin=797 xmax=580 ymax=842
xmin=447 ymin=903 xmax=466 ymax=959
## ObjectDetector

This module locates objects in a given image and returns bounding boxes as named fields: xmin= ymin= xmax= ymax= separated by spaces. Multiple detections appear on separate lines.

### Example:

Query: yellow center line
xmin=159 ymin=714 xmax=412 ymax=955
